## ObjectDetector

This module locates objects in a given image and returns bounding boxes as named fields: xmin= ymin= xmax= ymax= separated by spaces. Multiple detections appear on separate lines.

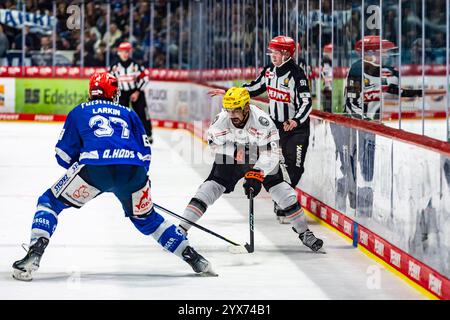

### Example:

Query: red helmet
xmin=117 ymin=42 xmax=132 ymax=51
xmin=355 ymin=36 xmax=396 ymax=52
xmin=268 ymin=36 xmax=296 ymax=56
xmin=323 ymin=43 xmax=333 ymax=54
xmin=89 ymin=72 xmax=120 ymax=102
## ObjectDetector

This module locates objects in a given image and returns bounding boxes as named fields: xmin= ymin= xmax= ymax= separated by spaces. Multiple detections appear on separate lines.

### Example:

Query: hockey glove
xmin=243 ymin=170 xmax=264 ymax=198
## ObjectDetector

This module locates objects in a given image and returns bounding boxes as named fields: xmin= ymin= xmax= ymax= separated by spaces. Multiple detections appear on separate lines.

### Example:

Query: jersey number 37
xmin=89 ymin=115 xmax=130 ymax=139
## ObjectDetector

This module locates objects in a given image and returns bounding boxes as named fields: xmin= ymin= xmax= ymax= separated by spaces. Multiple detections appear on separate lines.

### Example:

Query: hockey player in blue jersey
xmin=12 ymin=72 xmax=216 ymax=281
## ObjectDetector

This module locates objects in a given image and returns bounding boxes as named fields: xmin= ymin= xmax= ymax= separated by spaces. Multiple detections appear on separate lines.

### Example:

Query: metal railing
xmin=0 ymin=0 xmax=448 ymax=141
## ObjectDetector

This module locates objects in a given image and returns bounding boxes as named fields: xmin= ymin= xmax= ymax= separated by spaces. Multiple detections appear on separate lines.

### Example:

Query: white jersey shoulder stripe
xmin=55 ymin=147 xmax=71 ymax=164
xmin=79 ymin=151 xmax=99 ymax=160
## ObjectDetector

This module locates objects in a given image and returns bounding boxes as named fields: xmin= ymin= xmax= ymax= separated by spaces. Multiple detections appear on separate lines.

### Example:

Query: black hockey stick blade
xmin=244 ymin=242 xmax=254 ymax=253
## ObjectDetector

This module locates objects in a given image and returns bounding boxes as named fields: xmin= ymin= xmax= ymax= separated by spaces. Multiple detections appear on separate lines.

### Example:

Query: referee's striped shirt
xmin=243 ymin=58 xmax=312 ymax=128
xmin=109 ymin=59 xmax=149 ymax=92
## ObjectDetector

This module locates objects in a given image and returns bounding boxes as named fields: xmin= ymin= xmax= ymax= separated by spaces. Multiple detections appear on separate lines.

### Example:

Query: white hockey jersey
xmin=207 ymin=104 xmax=281 ymax=176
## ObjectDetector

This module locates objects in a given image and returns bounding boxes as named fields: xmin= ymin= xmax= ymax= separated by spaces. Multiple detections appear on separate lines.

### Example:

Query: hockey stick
xmin=153 ymin=203 xmax=249 ymax=253
xmin=228 ymin=189 xmax=255 ymax=254
xmin=245 ymin=189 xmax=255 ymax=253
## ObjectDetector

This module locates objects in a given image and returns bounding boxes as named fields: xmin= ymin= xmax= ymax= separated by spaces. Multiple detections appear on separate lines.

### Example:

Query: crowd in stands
xmin=0 ymin=0 xmax=183 ymax=68
xmin=0 ymin=0 xmax=448 ymax=69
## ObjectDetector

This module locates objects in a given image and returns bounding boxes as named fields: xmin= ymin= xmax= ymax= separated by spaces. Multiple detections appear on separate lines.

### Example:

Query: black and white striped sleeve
xmin=292 ymin=69 xmax=312 ymax=125
xmin=242 ymin=66 xmax=268 ymax=97
xmin=136 ymin=64 xmax=150 ymax=91
xmin=344 ymin=64 xmax=364 ymax=118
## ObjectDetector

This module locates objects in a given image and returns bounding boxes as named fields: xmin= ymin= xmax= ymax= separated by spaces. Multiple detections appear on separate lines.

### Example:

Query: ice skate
xmin=182 ymin=246 xmax=217 ymax=277
xmin=12 ymin=237 xmax=49 ymax=281
xmin=294 ymin=228 xmax=324 ymax=252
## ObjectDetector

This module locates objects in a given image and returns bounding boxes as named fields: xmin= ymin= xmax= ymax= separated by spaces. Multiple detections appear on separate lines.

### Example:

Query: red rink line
xmin=0 ymin=113 xmax=68 ymax=122
xmin=1 ymin=112 xmax=449 ymax=299
xmin=0 ymin=113 xmax=187 ymax=129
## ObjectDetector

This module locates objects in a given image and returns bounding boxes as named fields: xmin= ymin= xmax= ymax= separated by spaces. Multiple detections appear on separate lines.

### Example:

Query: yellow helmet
xmin=222 ymin=87 xmax=250 ymax=110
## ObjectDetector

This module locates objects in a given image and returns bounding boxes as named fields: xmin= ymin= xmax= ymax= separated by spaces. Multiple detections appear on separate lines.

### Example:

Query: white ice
xmin=0 ymin=122 xmax=426 ymax=300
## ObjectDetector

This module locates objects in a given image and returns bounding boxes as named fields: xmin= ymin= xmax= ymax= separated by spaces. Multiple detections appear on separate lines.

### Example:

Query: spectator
xmin=154 ymin=51 xmax=165 ymax=68
xmin=57 ymin=36 xmax=71 ymax=51
xmin=410 ymin=38 xmax=435 ymax=65
xmin=114 ymin=3 xmax=130 ymax=31
xmin=116 ymin=25 xmax=137 ymax=47
xmin=94 ymin=5 xmax=107 ymax=35
xmin=103 ymin=23 xmax=122 ymax=48
xmin=40 ymin=36 xmax=52 ymax=54
xmin=85 ymin=30 xmax=99 ymax=55
xmin=12 ymin=26 xmax=38 ymax=51
xmin=0 ymin=25 xmax=9 ymax=64
xmin=84 ymin=49 xmax=98 ymax=67
xmin=94 ymin=41 xmax=107 ymax=66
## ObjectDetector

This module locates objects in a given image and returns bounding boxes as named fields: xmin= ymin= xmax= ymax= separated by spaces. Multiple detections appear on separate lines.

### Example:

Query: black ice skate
xmin=294 ymin=228 xmax=324 ymax=252
xmin=12 ymin=237 xmax=49 ymax=281
xmin=182 ymin=246 xmax=217 ymax=277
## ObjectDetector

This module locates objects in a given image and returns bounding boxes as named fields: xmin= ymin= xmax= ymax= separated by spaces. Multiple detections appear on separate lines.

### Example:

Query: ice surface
xmin=0 ymin=122 xmax=426 ymax=300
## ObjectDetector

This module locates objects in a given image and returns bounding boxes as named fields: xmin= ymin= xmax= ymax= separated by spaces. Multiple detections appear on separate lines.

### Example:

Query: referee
xmin=110 ymin=42 xmax=153 ymax=143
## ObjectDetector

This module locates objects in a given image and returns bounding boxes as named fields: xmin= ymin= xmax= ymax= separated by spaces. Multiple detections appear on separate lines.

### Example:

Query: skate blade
xmin=12 ymin=269 xmax=33 ymax=281
xmin=197 ymin=265 xmax=218 ymax=277
xmin=197 ymin=270 xmax=219 ymax=277
xmin=315 ymin=248 xmax=327 ymax=254
xmin=227 ymin=245 xmax=250 ymax=254
xmin=311 ymin=240 xmax=325 ymax=253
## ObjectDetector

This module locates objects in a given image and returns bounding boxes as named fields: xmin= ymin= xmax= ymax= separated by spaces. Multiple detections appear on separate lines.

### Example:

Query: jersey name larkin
xmin=92 ymin=107 xmax=121 ymax=116
xmin=267 ymin=86 xmax=290 ymax=103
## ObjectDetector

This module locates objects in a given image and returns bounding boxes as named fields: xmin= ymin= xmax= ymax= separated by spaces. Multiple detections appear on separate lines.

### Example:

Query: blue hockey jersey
xmin=55 ymin=99 xmax=151 ymax=170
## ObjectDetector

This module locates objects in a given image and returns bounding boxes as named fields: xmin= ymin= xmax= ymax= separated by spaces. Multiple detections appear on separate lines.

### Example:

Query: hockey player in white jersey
xmin=209 ymin=36 xmax=313 ymax=224
xmin=12 ymin=72 xmax=216 ymax=281
xmin=179 ymin=87 xmax=323 ymax=252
